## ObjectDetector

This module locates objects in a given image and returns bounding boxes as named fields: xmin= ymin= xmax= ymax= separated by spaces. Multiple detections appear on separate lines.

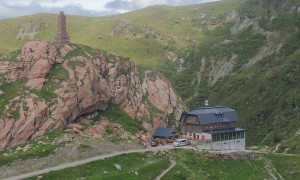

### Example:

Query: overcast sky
xmin=0 ymin=0 xmax=218 ymax=19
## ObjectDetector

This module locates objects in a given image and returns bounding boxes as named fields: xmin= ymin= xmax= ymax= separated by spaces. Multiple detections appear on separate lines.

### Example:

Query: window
xmin=186 ymin=115 xmax=198 ymax=124
xmin=237 ymin=132 xmax=241 ymax=139
xmin=241 ymin=131 xmax=245 ymax=138
xmin=213 ymin=134 xmax=221 ymax=142
xmin=224 ymin=133 xmax=228 ymax=140
xmin=212 ymin=135 xmax=217 ymax=142
xmin=221 ymin=133 xmax=229 ymax=141
xmin=228 ymin=132 xmax=232 ymax=140
xmin=215 ymin=112 xmax=225 ymax=118
xmin=232 ymin=132 xmax=236 ymax=139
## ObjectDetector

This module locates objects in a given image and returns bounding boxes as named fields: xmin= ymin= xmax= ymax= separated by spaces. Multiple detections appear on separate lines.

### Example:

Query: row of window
xmin=212 ymin=131 xmax=245 ymax=142
xmin=203 ymin=124 xmax=226 ymax=130
xmin=185 ymin=115 xmax=198 ymax=124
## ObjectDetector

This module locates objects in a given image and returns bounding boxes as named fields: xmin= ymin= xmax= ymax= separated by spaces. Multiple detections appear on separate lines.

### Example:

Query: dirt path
xmin=155 ymin=159 xmax=176 ymax=180
xmin=264 ymin=159 xmax=284 ymax=180
xmin=2 ymin=146 xmax=270 ymax=180
xmin=3 ymin=145 xmax=193 ymax=180
xmin=0 ymin=139 xmax=143 ymax=179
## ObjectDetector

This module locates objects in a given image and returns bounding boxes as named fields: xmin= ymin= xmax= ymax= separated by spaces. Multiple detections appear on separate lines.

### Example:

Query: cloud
xmin=0 ymin=3 xmax=38 ymax=19
xmin=0 ymin=0 xmax=111 ymax=19
xmin=105 ymin=0 xmax=140 ymax=11
xmin=0 ymin=0 xmax=218 ymax=19
xmin=104 ymin=0 xmax=218 ymax=12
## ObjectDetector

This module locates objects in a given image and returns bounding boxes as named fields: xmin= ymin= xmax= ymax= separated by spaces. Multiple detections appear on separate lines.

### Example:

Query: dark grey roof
xmin=153 ymin=127 xmax=174 ymax=138
xmin=185 ymin=106 xmax=239 ymax=125
xmin=206 ymin=127 xmax=246 ymax=135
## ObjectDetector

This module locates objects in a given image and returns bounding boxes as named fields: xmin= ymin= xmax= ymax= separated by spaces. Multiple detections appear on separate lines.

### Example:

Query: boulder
xmin=65 ymin=124 xmax=83 ymax=130
xmin=80 ymin=118 xmax=93 ymax=124
xmin=100 ymin=118 xmax=110 ymax=127
xmin=16 ymin=146 xmax=23 ymax=152
xmin=25 ymin=78 xmax=45 ymax=89
xmin=114 ymin=163 xmax=121 ymax=171
xmin=83 ymin=123 xmax=105 ymax=138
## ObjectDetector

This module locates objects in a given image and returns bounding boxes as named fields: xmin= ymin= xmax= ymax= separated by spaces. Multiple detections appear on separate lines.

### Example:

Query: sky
xmin=0 ymin=0 xmax=218 ymax=19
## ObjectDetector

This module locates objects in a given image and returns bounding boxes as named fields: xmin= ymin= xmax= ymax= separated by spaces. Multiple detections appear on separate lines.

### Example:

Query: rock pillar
xmin=55 ymin=11 xmax=70 ymax=46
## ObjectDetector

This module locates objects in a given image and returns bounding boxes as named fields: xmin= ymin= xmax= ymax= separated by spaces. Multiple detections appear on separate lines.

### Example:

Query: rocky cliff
xmin=0 ymin=41 xmax=185 ymax=149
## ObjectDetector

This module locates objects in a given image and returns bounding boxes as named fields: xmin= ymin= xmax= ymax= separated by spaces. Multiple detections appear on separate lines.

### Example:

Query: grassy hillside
xmin=24 ymin=149 xmax=300 ymax=179
xmin=181 ymin=0 xmax=300 ymax=149
xmin=25 ymin=152 xmax=170 ymax=180
xmin=0 ymin=0 xmax=243 ymax=69
xmin=158 ymin=0 xmax=300 ymax=149
xmin=163 ymin=149 xmax=300 ymax=180
xmin=1 ymin=0 xmax=300 ymax=150
xmin=0 ymin=131 xmax=65 ymax=166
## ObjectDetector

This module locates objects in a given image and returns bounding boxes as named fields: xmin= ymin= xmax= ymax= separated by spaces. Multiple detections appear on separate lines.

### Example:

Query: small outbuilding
xmin=152 ymin=127 xmax=178 ymax=143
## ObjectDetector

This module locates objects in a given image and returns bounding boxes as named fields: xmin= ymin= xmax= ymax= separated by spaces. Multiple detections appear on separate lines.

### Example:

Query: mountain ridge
xmin=1 ymin=0 xmax=300 ymax=152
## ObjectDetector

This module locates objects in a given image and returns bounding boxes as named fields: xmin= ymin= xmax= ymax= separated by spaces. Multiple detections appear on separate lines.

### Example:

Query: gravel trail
xmin=3 ymin=145 xmax=193 ymax=180
xmin=155 ymin=159 xmax=176 ymax=180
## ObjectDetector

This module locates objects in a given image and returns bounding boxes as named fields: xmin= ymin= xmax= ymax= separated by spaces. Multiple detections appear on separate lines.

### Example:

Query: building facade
xmin=180 ymin=106 xmax=246 ymax=151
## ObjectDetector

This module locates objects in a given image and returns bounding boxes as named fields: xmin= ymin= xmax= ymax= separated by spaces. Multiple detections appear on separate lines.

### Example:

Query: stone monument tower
xmin=55 ymin=11 xmax=70 ymax=46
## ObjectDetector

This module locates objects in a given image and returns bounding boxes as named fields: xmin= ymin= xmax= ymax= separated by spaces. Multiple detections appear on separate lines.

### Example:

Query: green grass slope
xmin=160 ymin=0 xmax=300 ymax=150
xmin=163 ymin=149 xmax=300 ymax=180
xmin=1 ymin=0 xmax=300 ymax=150
xmin=0 ymin=0 xmax=242 ymax=69
xmin=24 ymin=149 xmax=300 ymax=180
xmin=202 ymin=0 xmax=300 ymax=149
xmin=25 ymin=152 xmax=170 ymax=180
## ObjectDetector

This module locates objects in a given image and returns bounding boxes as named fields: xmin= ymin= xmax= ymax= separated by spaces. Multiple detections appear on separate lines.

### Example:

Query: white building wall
xmin=211 ymin=138 xmax=245 ymax=151
xmin=187 ymin=132 xmax=212 ymax=140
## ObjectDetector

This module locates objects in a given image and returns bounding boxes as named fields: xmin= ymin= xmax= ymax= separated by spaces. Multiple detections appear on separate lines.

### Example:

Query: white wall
xmin=186 ymin=132 xmax=211 ymax=140
xmin=211 ymin=138 xmax=245 ymax=151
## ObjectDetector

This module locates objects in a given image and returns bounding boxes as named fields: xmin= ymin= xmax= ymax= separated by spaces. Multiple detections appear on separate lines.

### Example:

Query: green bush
xmin=0 ymin=77 xmax=27 ymax=118
xmin=93 ymin=105 xmax=142 ymax=135
xmin=105 ymin=127 xmax=114 ymax=134
xmin=79 ymin=144 xmax=90 ymax=149
xmin=64 ymin=44 xmax=98 ymax=59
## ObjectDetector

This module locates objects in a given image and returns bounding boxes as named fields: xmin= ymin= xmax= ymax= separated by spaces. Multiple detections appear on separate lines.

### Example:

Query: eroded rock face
xmin=0 ymin=41 xmax=186 ymax=148
xmin=3 ymin=40 xmax=57 ymax=88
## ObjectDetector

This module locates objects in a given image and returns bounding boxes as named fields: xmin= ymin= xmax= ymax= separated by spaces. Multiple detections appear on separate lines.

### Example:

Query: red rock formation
xmin=0 ymin=41 xmax=186 ymax=149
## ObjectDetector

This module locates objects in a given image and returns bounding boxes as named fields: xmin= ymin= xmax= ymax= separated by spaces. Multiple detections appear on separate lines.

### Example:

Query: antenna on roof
xmin=205 ymin=100 xmax=208 ymax=107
